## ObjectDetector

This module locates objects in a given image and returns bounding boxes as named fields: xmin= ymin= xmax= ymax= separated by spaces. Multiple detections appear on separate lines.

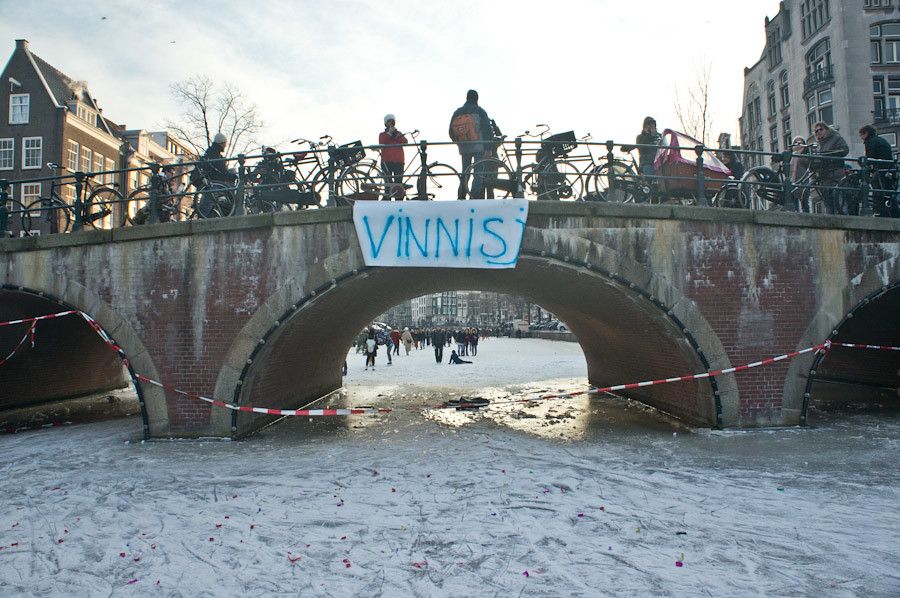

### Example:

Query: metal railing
xmin=1 ymin=135 xmax=898 ymax=237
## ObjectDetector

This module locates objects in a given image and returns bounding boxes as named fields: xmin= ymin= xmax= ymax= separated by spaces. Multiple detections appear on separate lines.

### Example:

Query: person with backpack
xmin=449 ymin=89 xmax=495 ymax=199
xmin=364 ymin=328 xmax=378 ymax=370
xmin=378 ymin=114 xmax=408 ymax=200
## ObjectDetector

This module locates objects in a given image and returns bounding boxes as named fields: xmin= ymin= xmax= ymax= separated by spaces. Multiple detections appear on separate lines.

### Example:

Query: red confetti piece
xmin=599 ymin=506 xmax=605 ymax=511
xmin=523 ymin=570 xmax=530 ymax=577
xmin=209 ymin=537 xmax=215 ymax=542
xmin=119 ymin=552 xmax=126 ymax=558
xmin=215 ymin=523 xmax=222 ymax=528
xmin=501 ymin=469 xmax=506 ymax=474
xmin=250 ymin=524 xmax=256 ymax=529
xmin=133 ymin=557 xmax=141 ymax=562
xmin=224 ymin=516 xmax=230 ymax=519
xmin=63 ymin=529 xmax=69 ymax=534
xmin=11 ymin=523 xmax=19 ymax=528
xmin=51 ymin=487 xmax=60 ymax=491
xmin=155 ymin=580 xmax=160 ymax=586
xmin=10 ymin=542 xmax=18 ymax=547
xmin=288 ymin=553 xmax=301 ymax=563
xmin=343 ymin=558 xmax=352 ymax=568
xmin=151 ymin=544 xmax=157 ymax=550
xmin=676 ymin=561 xmax=684 ymax=567
xmin=56 ymin=539 xmax=64 ymax=544
xmin=127 ymin=579 xmax=138 ymax=585
xmin=412 ymin=560 xmax=428 ymax=569
xmin=340 ymin=536 xmax=347 ymax=540
xmin=391 ymin=488 xmax=396 ymax=493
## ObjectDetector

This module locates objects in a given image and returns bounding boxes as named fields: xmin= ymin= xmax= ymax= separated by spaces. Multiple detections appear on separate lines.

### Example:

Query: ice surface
xmin=0 ymin=338 xmax=897 ymax=596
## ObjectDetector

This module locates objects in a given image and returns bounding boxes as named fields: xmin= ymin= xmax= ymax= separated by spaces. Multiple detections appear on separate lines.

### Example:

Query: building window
xmin=66 ymin=140 xmax=79 ymax=171
xmin=81 ymin=147 xmax=92 ymax=172
xmin=783 ymin=116 xmax=793 ymax=149
xmin=801 ymin=0 xmax=830 ymax=40
xmin=9 ymin=94 xmax=29 ymax=124
xmin=94 ymin=152 xmax=104 ymax=176
xmin=21 ymin=182 xmax=41 ymax=205
xmin=780 ymin=71 xmax=790 ymax=107
xmin=806 ymin=88 xmax=834 ymax=133
xmin=76 ymin=103 xmax=97 ymax=126
xmin=105 ymin=158 xmax=116 ymax=185
xmin=767 ymin=80 xmax=777 ymax=118
xmin=767 ymin=27 xmax=783 ymax=68
xmin=22 ymin=137 xmax=42 ymax=169
xmin=770 ymin=125 xmax=779 ymax=153
xmin=885 ymin=77 xmax=900 ymax=122
xmin=865 ymin=0 xmax=894 ymax=9
xmin=0 ymin=138 xmax=13 ymax=170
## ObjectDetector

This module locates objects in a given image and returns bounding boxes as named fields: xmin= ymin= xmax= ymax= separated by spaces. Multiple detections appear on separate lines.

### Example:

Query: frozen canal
xmin=1 ymin=337 xmax=897 ymax=596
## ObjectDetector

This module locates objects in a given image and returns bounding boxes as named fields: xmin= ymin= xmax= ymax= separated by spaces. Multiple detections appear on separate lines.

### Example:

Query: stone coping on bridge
xmin=0 ymin=203 xmax=897 ymax=253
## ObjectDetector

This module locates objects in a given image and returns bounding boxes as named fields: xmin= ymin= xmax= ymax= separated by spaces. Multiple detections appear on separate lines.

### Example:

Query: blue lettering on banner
xmin=353 ymin=199 xmax=529 ymax=269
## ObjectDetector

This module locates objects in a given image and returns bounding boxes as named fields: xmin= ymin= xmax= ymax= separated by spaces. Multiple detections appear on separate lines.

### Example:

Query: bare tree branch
xmin=674 ymin=62 xmax=714 ymax=145
xmin=165 ymin=74 xmax=263 ymax=157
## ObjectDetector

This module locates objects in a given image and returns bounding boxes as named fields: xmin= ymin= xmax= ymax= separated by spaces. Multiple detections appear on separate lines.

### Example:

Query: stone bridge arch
xmin=0 ymin=278 xmax=165 ymax=437
xmin=790 ymin=256 xmax=900 ymax=422
xmin=218 ymin=237 xmax=735 ymax=438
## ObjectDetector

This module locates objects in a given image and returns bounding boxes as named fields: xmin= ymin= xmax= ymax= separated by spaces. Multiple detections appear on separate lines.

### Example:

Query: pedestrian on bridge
xmin=364 ymin=329 xmax=378 ymax=370
xmin=431 ymin=328 xmax=447 ymax=363
xmin=401 ymin=327 xmax=414 ymax=355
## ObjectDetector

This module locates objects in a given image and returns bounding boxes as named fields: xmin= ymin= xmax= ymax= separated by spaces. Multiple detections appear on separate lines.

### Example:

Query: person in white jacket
xmin=401 ymin=327 xmax=414 ymax=355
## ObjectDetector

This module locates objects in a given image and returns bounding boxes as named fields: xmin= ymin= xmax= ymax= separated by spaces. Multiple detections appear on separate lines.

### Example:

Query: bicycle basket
xmin=329 ymin=141 xmax=366 ymax=168
xmin=541 ymin=131 xmax=577 ymax=157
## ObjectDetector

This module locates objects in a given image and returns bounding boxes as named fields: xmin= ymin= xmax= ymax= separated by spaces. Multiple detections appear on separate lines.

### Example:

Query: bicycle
xmin=243 ymin=150 xmax=321 ymax=214
xmin=27 ymin=162 xmax=122 ymax=233
xmin=521 ymin=128 xmax=582 ymax=201
xmin=1 ymin=186 xmax=32 ymax=236
xmin=122 ymin=163 xmax=194 ymax=225
xmin=734 ymin=149 xmax=819 ymax=212
xmin=583 ymin=148 xmax=655 ymax=203
xmin=288 ymin=136 xmax=372 ymax=205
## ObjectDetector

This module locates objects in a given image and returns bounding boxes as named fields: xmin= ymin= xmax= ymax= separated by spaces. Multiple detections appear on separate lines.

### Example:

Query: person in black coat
xmin=448 ymin=350 xmax=472 ymax=364
xmin=859 ymin=124 xmax=898 ymax=217
xmin=431 ymin=328 xmax=447 ymax=363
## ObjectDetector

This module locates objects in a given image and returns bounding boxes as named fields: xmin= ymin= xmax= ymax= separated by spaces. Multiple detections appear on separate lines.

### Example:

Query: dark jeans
xmin=434 ymin=344 xmax=444 ymax=363
xmin=381 ymin=162 xmax=404 ymax=200
xmin=460 ymin=153 xmax=484 ymax=199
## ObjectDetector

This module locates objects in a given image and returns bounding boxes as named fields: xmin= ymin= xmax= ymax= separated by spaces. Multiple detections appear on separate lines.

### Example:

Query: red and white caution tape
xmin=0 ymin=310 xmax=79 ymax=327
xmin=135 ymin=375 xmax=392 ymax=417
xmin=830 ymin=342 xmax=900 ymax=352
xmin=0 ymin=320 xmax=37 ymax=367
xmin=2 ymin=311 xmax=898 ymax=418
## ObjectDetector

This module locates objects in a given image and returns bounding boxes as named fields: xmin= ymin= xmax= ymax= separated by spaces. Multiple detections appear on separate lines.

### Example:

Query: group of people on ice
xmin=356 ymin=326 xmax=482 ymax=369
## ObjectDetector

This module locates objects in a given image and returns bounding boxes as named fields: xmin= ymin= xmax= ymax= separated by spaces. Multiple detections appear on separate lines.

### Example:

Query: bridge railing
xmin=1 ymin=137 xmax=897 ymax=237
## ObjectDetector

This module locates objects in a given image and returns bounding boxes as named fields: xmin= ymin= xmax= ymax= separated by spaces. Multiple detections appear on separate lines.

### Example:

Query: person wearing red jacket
xmin=390 ymin=328 xmax=401 ymax=356
xmin=379 ymin=114 xmax=407 ymax=200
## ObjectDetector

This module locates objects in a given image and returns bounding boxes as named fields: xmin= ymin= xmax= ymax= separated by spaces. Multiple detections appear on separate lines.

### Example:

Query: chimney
xmin=15 ymin=39 xmax=29 ymax=51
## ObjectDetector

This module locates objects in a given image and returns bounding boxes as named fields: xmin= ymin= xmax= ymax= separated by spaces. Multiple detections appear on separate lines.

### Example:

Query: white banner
xmin=353 ymin=199 xmax=528 ymax=268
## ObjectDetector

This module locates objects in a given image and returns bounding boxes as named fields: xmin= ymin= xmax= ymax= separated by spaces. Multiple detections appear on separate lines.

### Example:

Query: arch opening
xmin=0 ymin=286 xmax=146 ymax=434
xmin=231 ymin=256 xmax=726 ymax=437
xmin=804 ymin=283 xmax=900 ymax=422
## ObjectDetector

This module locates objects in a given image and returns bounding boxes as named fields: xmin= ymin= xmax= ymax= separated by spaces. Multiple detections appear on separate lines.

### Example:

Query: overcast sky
xmin=3 ymin=0 xmax=781 ymax=152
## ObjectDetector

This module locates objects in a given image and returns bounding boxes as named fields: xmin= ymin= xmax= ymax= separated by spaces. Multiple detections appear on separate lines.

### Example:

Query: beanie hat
xmin=643 ymin=116 xmax=656 ymax=126
xmin=384 ymin=114 xmax=396 ymax=125
xmin=213 ymin=132 xmax=227 ymax=144
xmin=466 ymin=89 xmax=478 ymax=102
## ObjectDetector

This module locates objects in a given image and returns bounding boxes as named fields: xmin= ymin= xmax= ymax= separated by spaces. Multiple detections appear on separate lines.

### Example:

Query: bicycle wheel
xmin=525 ymin=159 xmax=582 ymax=200
xmin=462 ymin=158 xmax=516 ymax=199
xmin=585 ymin=160 xmax=637 ymax=202
xmin=711 ymin=181 xmax=747 ymax=209
xmin=28 ymin=196 xmax=71 ymax=233
xmin=412 ymin=162 xmax=460 ymax=200
xmin=193 ymin=182 xmax=236 ymax=219
xmin=739 ymin=167 xmax=784 ymax=211
xmin=122 ymin=187 xmax=150 ymax=226
xmin=337 ymin=166 xmax=379 ymax=198
xmin=2 ymin=198 xmax=32 ymax=236
xmin=83 ymin=186 xmax=120 ymax=229
xmin=835 ymin=172 xmax=863 ymax=216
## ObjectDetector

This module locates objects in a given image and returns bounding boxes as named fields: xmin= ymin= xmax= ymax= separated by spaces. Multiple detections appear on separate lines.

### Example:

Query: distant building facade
xmin=740 ymin=1 xmax=900 ymax=167
xmin=1 ymin=39 xmax=192 ymax=232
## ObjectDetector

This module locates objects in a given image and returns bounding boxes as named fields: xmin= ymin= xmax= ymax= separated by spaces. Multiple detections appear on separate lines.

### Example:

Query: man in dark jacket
xmin=859 ymin=124 xmax=898 ymax=217
xmin=449 ymin=90 xmax=494 ymax=199
xmin=431 ymin=328 xmax=447 ymax=363
xmin=811 ymin=122 xmax=849 ymax=214
xmin=199 ymin=132 xmax=235 ymax=184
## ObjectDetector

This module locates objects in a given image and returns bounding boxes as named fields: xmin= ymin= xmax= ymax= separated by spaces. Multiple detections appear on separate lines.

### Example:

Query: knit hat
xmin=213 ymin=132 xmax=227 ymax=144
xmin=384 ymin=114 xmax=396 ymax=125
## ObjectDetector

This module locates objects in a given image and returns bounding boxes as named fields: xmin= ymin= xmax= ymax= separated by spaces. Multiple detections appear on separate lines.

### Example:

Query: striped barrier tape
xmin=1 ymin=311 xmax=898 ymax=418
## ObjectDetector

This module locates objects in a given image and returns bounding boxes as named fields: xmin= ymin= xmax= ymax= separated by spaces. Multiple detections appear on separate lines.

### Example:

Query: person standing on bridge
xmin=364 ymin=328 xmax=378 ymax=370
xmin=449 ymin=89 xmax=494 ymax=199
xmin=811 ymin=122 xmax=849 ymax=215
xmin=859 ymin=124 xmax=899 ymax=218
xmin=379 ymin=114 xmax=408 ymax=200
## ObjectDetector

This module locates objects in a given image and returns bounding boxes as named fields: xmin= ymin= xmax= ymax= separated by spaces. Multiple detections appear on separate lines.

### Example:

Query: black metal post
xmin=234 ymin=154 xmax=247 ymax=216
xmin=147 ymin=163 xmax=161 ymax=224
xmin=326 ymin=150 xmax=336 ymax=207
xmin=694 ymin=145 xmax=708 ymax=206
xmin=417 ymin=140 xmax=428 ymax=200
xmin=858 ymin=157 xmax=871 ymax=217
xmin=0 ymin=179 xmax=9 ymax=236
xmin=605 ymin=140 xmax=616 ymax=195
xmin=514 ymin=137 xmax=523 ymax=196
xmin=781 ymin=150 xmax=796 ymax=212
xmin=72 ymin=171 xmax=85 ymax=232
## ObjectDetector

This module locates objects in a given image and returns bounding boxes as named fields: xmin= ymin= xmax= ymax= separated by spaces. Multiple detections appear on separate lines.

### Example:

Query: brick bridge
xmin=1 ymin=203 xmax=897 ymax=438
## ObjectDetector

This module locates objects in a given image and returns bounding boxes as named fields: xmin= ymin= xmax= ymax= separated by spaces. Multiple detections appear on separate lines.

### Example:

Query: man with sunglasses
xmin=811 ymin=122 xmax=849 ymax=214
